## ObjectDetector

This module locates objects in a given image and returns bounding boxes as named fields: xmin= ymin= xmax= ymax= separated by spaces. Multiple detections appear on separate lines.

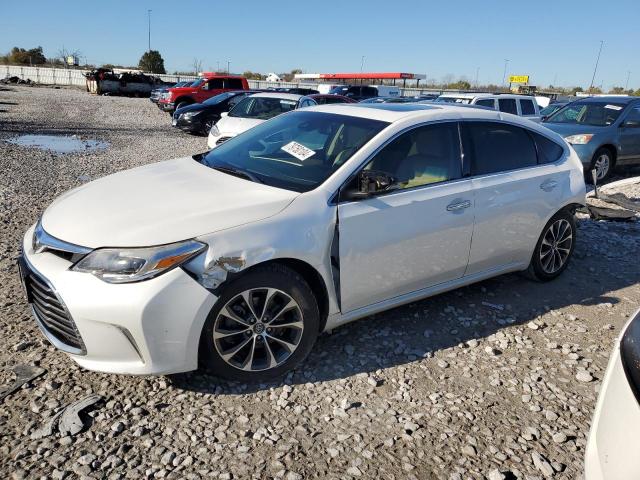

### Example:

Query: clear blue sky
xmin=1 ymin=0 xmax=638 ymax=89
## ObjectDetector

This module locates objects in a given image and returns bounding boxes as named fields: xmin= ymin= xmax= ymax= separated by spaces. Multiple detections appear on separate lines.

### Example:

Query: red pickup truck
xmin=157 ymin=73 xmax=250 ymax=113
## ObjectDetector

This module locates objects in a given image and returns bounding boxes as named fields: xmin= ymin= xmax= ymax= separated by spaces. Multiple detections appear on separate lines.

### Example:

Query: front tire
xmin=200 ymin=264 xmax=319 ymax=382
xmin=525 ymin=210 xmax=576 ymax=281
xmin=588 ymin=147 xmax=614 ymax=183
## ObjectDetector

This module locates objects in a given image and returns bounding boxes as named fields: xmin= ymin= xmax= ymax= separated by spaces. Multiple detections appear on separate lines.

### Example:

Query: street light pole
xmin=147 ymin=10 xmax=152 ymax=52
xmin=589 ymin=40 xmax=604 ymax=91
xmin=227 ymin=60 xmax=230 ymax=74
xmin=360 ymin=56 xmax=365 ymax=73
xmin=502 ymin=59 xmax=509 ymax=86
xmin=475 ymin=67 xmax=479 ymax=88
xmin=625 ymin=71 xmax=631 ymax=90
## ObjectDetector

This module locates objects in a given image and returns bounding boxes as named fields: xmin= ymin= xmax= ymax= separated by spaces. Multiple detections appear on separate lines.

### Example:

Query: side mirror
xmin=343 ymin=170 xmax=397 ymax=200
xmin=220 ymin=112 xmax=228 ymax=118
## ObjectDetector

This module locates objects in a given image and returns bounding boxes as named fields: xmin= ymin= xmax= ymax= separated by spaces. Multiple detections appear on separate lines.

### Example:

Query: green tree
xmin=138 ymin=50 xmax=166 ymax=74
xmin=609 ymin=86 xmax=625 ymax=94
xmin=3 ymin=46 xmax=47 ymax=65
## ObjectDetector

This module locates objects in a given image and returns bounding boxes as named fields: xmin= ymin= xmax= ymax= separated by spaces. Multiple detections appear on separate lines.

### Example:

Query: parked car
xmin=308 ymin=94 xmax=356 ymax=105
xmin=585 ymin=307 xmax=640 ymax=480
xmin=359 ymin=96 xmax=414 ymax=104
xmin=543 ymin=96 xmax=640 ymax=181
xmin=329 ymin=85 xmax=401 ymax=101
xmin=158 ymin=73 xmax=249 ymax=113
xmin=434 ymin=93 xmax=492 ymax=104
xmin=447 ymin=94 xmax=542 ymax=122
xmin=207 ymin=93 xmax=317 ymax=148
xmin=172 ymin=91 xmax=261 ymax=136
xmin=540 ymin=101 xmax=570 ymax=120
xmin=19 ymin=103 xmax=585 ymax=381
xmin=150 ymin=81 xmax=191 ymax=104
xmin=276 ymin=87 xmax=320 ymax=96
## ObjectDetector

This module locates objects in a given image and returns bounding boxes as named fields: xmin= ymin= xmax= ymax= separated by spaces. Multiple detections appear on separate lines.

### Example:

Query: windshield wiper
xmin=212 ymin=165 xmax=264 ymax=184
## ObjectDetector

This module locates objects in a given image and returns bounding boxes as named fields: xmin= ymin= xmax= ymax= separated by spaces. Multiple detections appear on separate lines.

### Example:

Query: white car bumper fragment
xmin=585 ymin=309 xmax=640 ymax=480
xmin=21 ymin=225 xmax=217 ymax=375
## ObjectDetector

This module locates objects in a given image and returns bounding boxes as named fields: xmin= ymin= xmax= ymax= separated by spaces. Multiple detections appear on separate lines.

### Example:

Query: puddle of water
xmin=6 ymin=134 xmax=109 ymax=154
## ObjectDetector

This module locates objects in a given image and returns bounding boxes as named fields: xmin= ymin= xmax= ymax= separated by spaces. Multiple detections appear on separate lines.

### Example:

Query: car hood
xmin=175 ymin=102 xmax=211 ymax=116
xmin=543 ymin=122 xmax=609 ymax=137
xmin=217 ymin=116 xmax=265 ymax=136
xmin=41 ymin=157 xmax=299 ymax=248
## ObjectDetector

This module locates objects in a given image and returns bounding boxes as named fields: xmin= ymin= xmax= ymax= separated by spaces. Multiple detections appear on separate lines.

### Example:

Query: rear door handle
xmin=540 ymin=180 xmax=558 ymax=192
xmin=446 ymin=200 xmax=471 ymax=212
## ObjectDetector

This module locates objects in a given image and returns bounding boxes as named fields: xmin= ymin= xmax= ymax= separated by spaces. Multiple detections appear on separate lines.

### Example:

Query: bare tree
xmin=56 ymin=47 xmax=82 ymax=68
xmin=191 ymin=58 xmax=203 ymax=75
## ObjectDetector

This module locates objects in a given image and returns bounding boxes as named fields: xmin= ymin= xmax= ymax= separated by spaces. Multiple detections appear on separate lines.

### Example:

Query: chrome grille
xmin=20 ymin=258 xmax=85 ymax=354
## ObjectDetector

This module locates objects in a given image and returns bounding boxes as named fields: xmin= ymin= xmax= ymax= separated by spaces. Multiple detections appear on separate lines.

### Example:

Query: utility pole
xmin=625 ymin=71 xmax=631 ymax=90
xmin=227 ymin=60 xmax=230 ymax=74
xmin=147 ymin=10 xmax=152 ymax=52
xmin=589 ymin=40 xmax=604 ymax=91
xmin=475 ymin=67 xmax=479 ymax=88
xmin=360 ymin=56 xmax=365 ymax=73
xmin=502 ymin=59 xmax=509 ymax=86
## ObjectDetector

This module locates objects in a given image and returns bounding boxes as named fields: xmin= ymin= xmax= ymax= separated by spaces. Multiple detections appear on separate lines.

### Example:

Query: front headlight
xmin=564 ymin=134 xmax=594 ymax=145
xmin=72 ymin=240 xmax=206 ymax=284
xmin=209 ymin=124 xmax=219 ymax=136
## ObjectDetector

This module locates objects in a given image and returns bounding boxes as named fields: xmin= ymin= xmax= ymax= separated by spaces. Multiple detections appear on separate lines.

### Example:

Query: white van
xmin=435 ymin=93 xmax=542 ymax=122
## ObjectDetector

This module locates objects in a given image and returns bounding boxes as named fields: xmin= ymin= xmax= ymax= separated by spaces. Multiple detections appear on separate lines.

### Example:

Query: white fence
xmin=1 ymin=64 xmax=439 ymax=97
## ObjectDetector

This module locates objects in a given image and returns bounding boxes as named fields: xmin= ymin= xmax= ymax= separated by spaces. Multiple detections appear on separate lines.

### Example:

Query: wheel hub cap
xmin=213 ymin=288 xmax=304 ymax=372
xmin=539 ymin=219 xmax=573 ymax=274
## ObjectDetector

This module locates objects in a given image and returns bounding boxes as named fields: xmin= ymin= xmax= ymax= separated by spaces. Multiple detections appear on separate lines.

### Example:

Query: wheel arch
xmin=219 ymin=257 xmax=330 ymax=333
xmin=596 ymin=144 xmax=618 ymax=163
xmin=174 ymin=96 xmax=194 ymax=106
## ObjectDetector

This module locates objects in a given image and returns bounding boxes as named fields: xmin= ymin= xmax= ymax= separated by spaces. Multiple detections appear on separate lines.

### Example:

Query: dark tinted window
xmin=520 ymin=99 xmax=536 ymax=115
xmin=224 ymin=78 xmax=244 ymax=89
xmin=465 ymin=122 xmax=537 ymax=175
xmin=498 ymin=98 xmax=518 ymax=115
xmin=361 ymin=86 xmax=377 ymax=97
xmin=475 ymin=99 xmax=495 ymax=108
xmin=364 ymin=122 xmax=461 ymax=189
xmin=208 ymin=78 xmax=224 ymax=89
xmin=532 ymin=132 xmax=564 ymax=164
xmin=623 ymin=106 xmax=640 ymax=127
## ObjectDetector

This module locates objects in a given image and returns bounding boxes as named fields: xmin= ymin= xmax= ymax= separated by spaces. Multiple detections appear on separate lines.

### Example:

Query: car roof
xmin=249 ymin=92 xmax=304 ymax=100
xmin=438 ymin=92 xmax=492 ymax=99
xmin=573 ymin=96 xmax=637 ymax=104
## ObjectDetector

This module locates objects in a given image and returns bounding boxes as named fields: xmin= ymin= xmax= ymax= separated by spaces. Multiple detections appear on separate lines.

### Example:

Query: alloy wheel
xmin=594 ymin=153 xmax=610 ymax=181
xmin=213 ymin=288 xmax=304 ymax=372
xmin=539 ymin=219 xmax=573 ymax=274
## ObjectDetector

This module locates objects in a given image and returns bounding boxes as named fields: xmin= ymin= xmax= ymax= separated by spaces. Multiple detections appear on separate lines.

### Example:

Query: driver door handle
xmin=446 ymin=200 xmax=471 ymax=212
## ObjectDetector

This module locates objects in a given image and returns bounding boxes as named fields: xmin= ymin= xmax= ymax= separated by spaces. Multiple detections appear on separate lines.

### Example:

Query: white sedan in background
xmin=207 ymin=92 xmax=317 ymax=149
xmin=20 ymin=103 xmax=585 ymax=381
xmin=585 ymin=308 xmax=640 ymax=479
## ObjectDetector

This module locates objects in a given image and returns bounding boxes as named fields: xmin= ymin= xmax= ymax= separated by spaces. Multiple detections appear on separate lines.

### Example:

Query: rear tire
xmin=200 ymin=264 xmax=319 ymax=382
xmin=525 ymin=210 xmax=576 ymax=282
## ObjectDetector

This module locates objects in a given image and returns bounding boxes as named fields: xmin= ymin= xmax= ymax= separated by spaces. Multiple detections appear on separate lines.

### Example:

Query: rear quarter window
xmin=532 ymin=132 xmax=564 ymax=164
xmin=224 ymin=78 xmax=244 ymax=89
xmin=498 ymin=98 xmax=518 ymax=115
xmin=520 ymin=99 xmax=536 ymax=116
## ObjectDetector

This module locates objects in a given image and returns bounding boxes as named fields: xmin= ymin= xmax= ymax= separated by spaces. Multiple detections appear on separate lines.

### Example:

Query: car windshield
xmin=198 ymin=111 xmax=388 ymax=192
xmin=189 ymin=79 xmax=204 ymax=87
xmin=203 ymin=92 xmax=239 ymax=106
xmin=229 ymin=96 xmax=300 ymax=120
xmin=540 ymin=104 xmax=563 ymax=116
xmin=329 ymin=87 xmax=348 ymax=94
xmin=547 ymin=101 xmax=626 ymax=126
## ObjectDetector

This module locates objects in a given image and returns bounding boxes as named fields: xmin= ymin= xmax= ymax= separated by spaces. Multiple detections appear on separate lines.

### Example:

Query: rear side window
xmin=224 ymin=78 xmax=244 ymax=89
xmin=475 ymin=99 xmax=495 ymax=108
xmin=208 ymin=78 xmax=224 ymax=89
xmin=362 ymin=86 xmax=377 ymax=97
xmin=532 ymin=132 xmax=564 ymax=164
xmin=465 ymin=122 xmax=537 ymax=175
xmin=498 ymin=98 xmax=518 ymax=115
xmin=520 ymin=99 xmax=536 ymax=115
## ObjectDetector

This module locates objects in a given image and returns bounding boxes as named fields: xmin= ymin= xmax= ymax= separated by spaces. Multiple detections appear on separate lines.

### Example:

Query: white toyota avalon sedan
xmin=19 ymin=103 xmax=586 ymax=381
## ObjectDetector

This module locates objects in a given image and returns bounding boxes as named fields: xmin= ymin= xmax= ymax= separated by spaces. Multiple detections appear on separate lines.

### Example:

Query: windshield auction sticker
xmin=605 ymin=104 xmax=622 ymax=110
xmin=281 ymin=141 xmax=316 ymax=161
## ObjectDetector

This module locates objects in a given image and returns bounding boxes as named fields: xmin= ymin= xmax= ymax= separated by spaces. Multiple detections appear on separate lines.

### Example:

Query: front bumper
xmin=172 ymin=114 xmax=205 ymax=133
xmin=585 ymin=309 xmax=640 ymax=479
xmin=569 ymin=143 xmax=598 ymax=169
xmin=207 ymin=132 xmax=235 ymax=150
xmin=20 ymin=224 xmax=216 ymax=375
xmin=158 ymin=101 xmax=175 ymax=112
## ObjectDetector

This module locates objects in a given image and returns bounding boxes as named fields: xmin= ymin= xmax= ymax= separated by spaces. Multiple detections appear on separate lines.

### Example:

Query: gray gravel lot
xmin=1 ymin=85 xmax=640 ymax=480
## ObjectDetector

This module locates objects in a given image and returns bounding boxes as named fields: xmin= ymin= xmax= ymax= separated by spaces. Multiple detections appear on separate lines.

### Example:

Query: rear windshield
xmin=229 ymin=96 xmax=299 ymax=120
xmin=547 ymin=101 xmax=626 ymax=126
xmin=199 ymin=111 xmax=388 ymax=192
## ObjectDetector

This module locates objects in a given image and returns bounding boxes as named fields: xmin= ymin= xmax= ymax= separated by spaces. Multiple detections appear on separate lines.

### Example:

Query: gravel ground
xmin=1 ymin=85 xmax=640 ymax=480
